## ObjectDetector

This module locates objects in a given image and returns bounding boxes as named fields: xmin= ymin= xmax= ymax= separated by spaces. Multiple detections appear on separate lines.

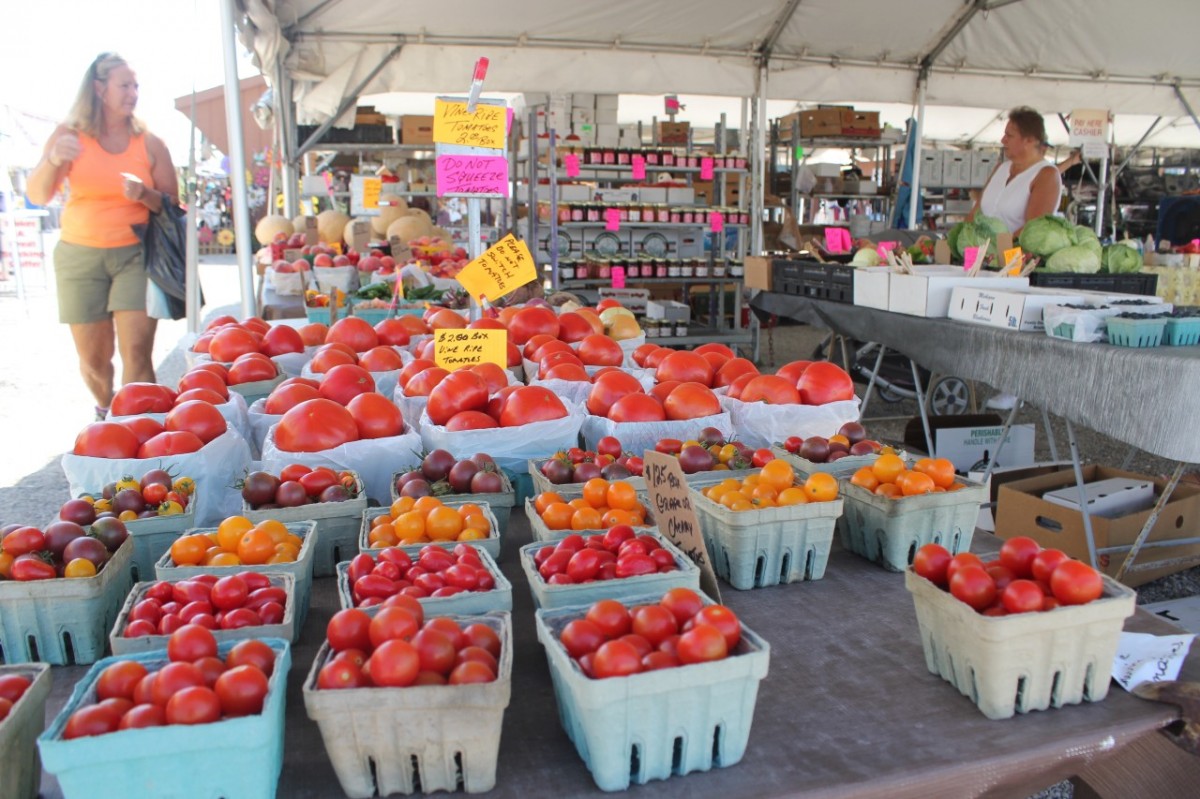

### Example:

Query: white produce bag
xmin=245 ymin=399 xmax=282 ymax=459
xmin=62 ymin=427 xmax=252 ymax=526
xmin=107 ymin=392 xmax=252 ymax=447
xmin=271 ymin=348 xmax=316 ymax=378
xmin=392 ymin=386 xmax=430 ymax=433
xmin=525 ymin=377 xmax=594 ymax=406
xmin=417 ymin=401 xmax=585 ymax=472
xmin=580 ymin=412 xmax=733 ymax=457
xmin=312 ymin=265 xmax=359 ymax=293
xmin=718 ymin=394 xmax=861 ymax=450
xmin=260 ymin=423 xmax=423 ymax=505
xmin=268 ymin=266 xmax=305 ymax=296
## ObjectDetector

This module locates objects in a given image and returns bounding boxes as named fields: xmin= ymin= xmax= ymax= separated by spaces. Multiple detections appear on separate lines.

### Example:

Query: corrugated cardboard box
xmin=799 ymin=108 xmax=844 ymax=138
xmin=942 ymin=153 xmax=972 ymax=188
xmin=399 ymin=115 xmax=434 ymax=145
xmin=888 ymin=269 xmax=1029 ymax=318
xmin=692 ymin=181 xmax=714 ymax=205
xmin=853 ymin=269 xmax=891 ymax=309
xmin=995 ymin=466 xmax=1200 ymax=587
xmin=920 ymin=150 xmax=944 ymax=186
xmin=656 ymin=121 xmax=690 ymax=145
xmin=948 ymin=285 xmax=1086 ymax=332
xmin=840 ymin=109 xmax=880 ymax=136
xmin=354 ymin=106 xmax=388 ymax=127
xmin=971 ymin=151 xmax=999 ymax=187
xmin=646 ymin=300 xmax=691 ymax=322
xmin=744 ymin=256 xmax=772 ymax=291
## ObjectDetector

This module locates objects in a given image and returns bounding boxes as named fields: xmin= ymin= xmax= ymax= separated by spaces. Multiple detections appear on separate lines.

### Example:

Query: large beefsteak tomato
xmin=508 ymin=307 xmax=560 ymax=345
xmin=260 ymin=325 xmax=304 ymax=357
xmin=165 ymin=400 xmax=227 ymax=444
xmin=608 ymin=393 xmax=666 ymax=423
xmin=138 ymin=430 xmax=205 ymax=458
xmin=73 ymin=422 xmax=140 ymax=459
xmin=499 ymin=386 xmax=568 ymax=427
xmin=427 ymin=371 xmax=489 ymax=426
xmin=208 ymin=327 xmax=260 ymax=362
xmin=319 ymin=364 xmax=376 ymax=406
xmin=110 ymin=383 xmax=176 ymax=416
xmin=586 ymin=371 xmax=643 ymax=417
xmin=654 ymin=352 xmax=713 ymax=387
xmin=739 ymin=375 xmax=800 ymax=405
xmin=275 ymin=399 xmax=359 ymax=452
xmin=663 ymin=383 xmax=721 ymax=420
xmin=797 ymin=362 xmax=855 ymax=405
xmin=325 ymin=317 xmax=378 ymax=353
xmin=345 ymin=392 xmax=405 ymax=439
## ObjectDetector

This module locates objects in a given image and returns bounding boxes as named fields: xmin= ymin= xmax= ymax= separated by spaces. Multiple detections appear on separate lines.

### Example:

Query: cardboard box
xmin=595 ymin=123 xmax=620 ymax=147
xmin=692 ymin=181 xmax=714 ymax=205
xmin=903 ymin=413 xmax=1036 ymax=473
xmin=920 ymin=150 xmax=944 ymax=187
xmin=594 ymin=107 xmax=618 ymax=126
xmin=799 ymin=108 xmax=845 ymax=138
xmin=1141 ymin=595 xmax=1200 ymax=634
xmin=598 ymin=287 xmax=650 ymax=313
xmin=744 ymin=256 xmax=772 ymax=291
xmin=948 ymin=285 xmax=1086 ymax=332
xmin=656 ymin=121 xmax=690 ymax=146
xmin=595 ymin=94 xmax=620 ymax=112
xmin=840 ymin=109 xmax=880 ymax=135
xmin=571 ymin=93 xmax=595 ymax=109
xmin=853 ymin=268 xmax=891 ymax=310
xmin=399 ymin=115 xmax=434 ymax=145
xmin=646 ymin=300 xmax=691 ymax=322
xmin=637 ymin=186 xmax=668 ymax=204
xmin=888 ymin=269 xmax=1030 ymax=318
xmin=971 ymin=151 xmax=999 ymax=187
xmin=666 ymin=187 xmax=696 ymax=205
xmin=942 ymin=153 xmax=972 ymax=188
xmin=354 ymin=106 xmax=388 ymax=127
xmin=995 ymin=466 xmax=1200 ymax=587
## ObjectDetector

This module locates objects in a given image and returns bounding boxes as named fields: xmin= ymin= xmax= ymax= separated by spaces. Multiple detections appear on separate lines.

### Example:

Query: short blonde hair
xmin=65 ymin=52 xmax=145 ymax=137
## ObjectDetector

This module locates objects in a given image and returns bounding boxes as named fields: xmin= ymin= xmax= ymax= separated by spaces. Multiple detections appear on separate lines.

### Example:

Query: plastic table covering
xmin=752 ymin=292 xmax=1200 ymax=464
xmin=36 ymin=514 xmax=1197 ymax=799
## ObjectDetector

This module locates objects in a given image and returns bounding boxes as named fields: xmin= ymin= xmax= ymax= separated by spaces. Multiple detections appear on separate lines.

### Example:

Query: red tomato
xmin=319 ymin=363 xmax=376 ymax=406
xmin=538 ymin=351 xmax=586 ymax=380
xmin=592 ymin=639 xmax=642 ymax=678
xmin=654 ymin=351 xmax=714 ymax=387
xmin=404 ymin=367 xmax=450 ymax=398
xmin=208 ymin=327 xmax=260 ymax=362
xmin=1050 ymin=560 xmax=1103 ymax=605
xmin=193 ymin=656 xmax=227 ymax=687
xmin=168 ymin=624 xmax=218 ymax=662
xmin=345 ymin=392 xmax=404 ymax=439
xmin=63 ymin=703 xmax=122 ymax=739
xmin=264 ymin=382 xmax=320 ymax=415
xmin=317 ymin=657 xmax=367 ymax=690
xmin=110 ymin=382 xmax=176 ymax=416
xmin=945 ymin=552 xmax=984 ymax=584
xmin=775 ymin=359 xmax=814 ymax=385
xmin=0 ymin=675 xmax=32 ymax=704
xmin=725 ymin=373 xmax=755 ymax=400
xmin=274 ymin=399 xmax=359 ymax=452
xmin=586 ymin=370 xmax=644 ymax=417
xmin=412 ymin=627 xmax=458 ymax=675
xmin=559 ymin=619 xmax=606 ymax=659
xmin=73 ymin=422 xmax=140 ymax=459
xmin=119 ymin=416 xmax=166 ymax=447
xmin=2 ymin=527 xmax=46 ymax=557
xmin=327 ymin=608 xmax=373 ymax=653
xmin=556 ymin=311 xmax=596 ymax=343
xmin=631 ymin=343 xmax=661 ymax=367
xmin=356 ymin=346 xmax=403 ymax=372
xmin=150 ymin=661 xmax=206 ymax=705
xmin=310 ymin=345 xmax=357 ymax=374
xmin=630 ymin=605 xmax=678 ymax=647
xmin=449 ymin=661 xmax=496 ymax=684
xmin=585 ymin=599 xmax=632 ymax=638
xmin=373 ymin=319 xmax=411 ymax=347
xmin=751 ymin=448 xmax=775 ymax=467
xmin=178 ymin=368 xmax=229 ymax=398
xmin=226 ymin=639 xmax=276 ymax=677
xmin=508 ymin=306 xmax=560 ymax=345
xmin=999 ymin=536 xmax=1043 ymax=579
xmin=499 ymin=386 xmax=568 ymax=427
xmin=165 ymin=400 xmax=226 ymax=444
xmin=607 ymin=393 xmax=665 ymax=423
xmin=1031 ymin=549 xmax=1071 ymax=584
xmin=326 ymin=316 xmax=379 ymax=353
xmin=714 ymin=357 xmax=759 ymax=388
xmin=173 ymin=388 xmax=227 ymax=406
xmin=138 ymin=430 xmax=205 ymax=459
xmin=576 ymin=334 xmax=624 ymax=367
xmin=462 ymin=623 xmax=501 ymax=659
xmin=659 ymin=588 xmax=704 ymax=627
xmin=227 ymin=355 xmax=278 ymax=385
xmin=739 ymin=375 xmax=800 ymax=405
xmin=260 ymin=324 xmax=305 ymax=357
xmin=165 ymin=685 xmax=222 ymax=725
xmin=370 ymin=607 xmax=420 ymax=648
xmin=985 ymin=564 xmax=1015 ymax=591
xmin=1001 ymin=579 xmax=1045 ymax=614
xmin=912 ymin=543 xmax=953 ymax=586
xmin=663 ymin=382 xmax=721 ymax=421
xmin=209 ymin=574 xmax=249 ymax=611
xmin=445 ymin=411 xmax=500 ymax=431
xmin=949 ymin=565 xmax=997 ymax=611
xmin=368 ymin=639 xmax=420 ymax=686
xmin=95 ymin=660 xmax=149 ymax=701
xmin=214 ymin=665 xmax=270 ymax=716
xmin=190 ymin=362 xmax=230 ymax=382
xmin=693 ymin=605 xmax=741 ymax=649
xmin=427 ymin=370 xmax=489 ymax=426
xmin=797 ymin=362 xmax=855 ymax=405
xmin=467 ymin=363 xmax=509 ymax=395
xmin=677 ymin=624 xmax=728 ymax=664
xmin=544 ymin=363 xmax=591 ymax=382
xmin=118 ymin=704 xmax=166 ymax=730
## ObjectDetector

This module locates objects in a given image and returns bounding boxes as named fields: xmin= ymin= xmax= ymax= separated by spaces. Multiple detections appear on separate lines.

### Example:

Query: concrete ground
xmin=2 ymin=245 xmax=1196 ymax=798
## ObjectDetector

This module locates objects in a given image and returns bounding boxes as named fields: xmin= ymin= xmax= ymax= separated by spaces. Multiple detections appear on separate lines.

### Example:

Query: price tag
xmin=1003 ymin=246 xmax=1024 ymax=275
xmin=824 ymin=227 xmax=851 ymax=254
xmin=604 ymin=208 xmax=621 ymax=232
xmin=304 ymin=216 xmax=318 ymax=246
xmin=434 ymin=329 xmax=508 ymax=371
xmin=351 ymin=220 xmax=370 ymax=252
xmin=876 ymin=241 xmax=899 ymax=260
xmin=611 ymin=266 xmax=626 ymax=289
xmin=389 ymin=235 xmax=413 ymax=265
xmin=631 ymin=155 xmax=646 ymax=180
xmin=700 ymin=157 xmax=715 ymax=180
xmin=282 ymin=248 xmax=302 ymax=262
xmin=564 ymin=153 xmax=580 ymax=178
xmin=433 ymin=99 xmax=506 ymax=149
xmin=642 ymin=451 xmax=720 ymax=601
xmin=361 ymin=178 xmax=382 ymax=210
xmin=453 ymin=233 xmax=539 ymax=302
xmin=709 ymin=211 xmax=724 ymax=233
xmin=963 ymin=246 xmax=980 ymax=271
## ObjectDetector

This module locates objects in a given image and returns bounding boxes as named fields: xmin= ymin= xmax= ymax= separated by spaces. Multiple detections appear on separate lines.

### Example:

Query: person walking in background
xmin=26 ymin=52 xmax=178 ymax=420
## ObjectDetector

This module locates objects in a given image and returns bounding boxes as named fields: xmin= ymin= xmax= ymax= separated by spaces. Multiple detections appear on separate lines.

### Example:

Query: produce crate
xmin=78 ymin=490 xmax=196 ymax=582
xmin=227 ymin=368 xmax=287 ymax=406
xmin=1105 ymin=316 xmax=1167 ymax=348
xmin=244 ymin=474 xmax=366 ymax=577
xmin=336 ymin=546 xmax=513 ymax=616
xmin=691 ymin=491 xmax=841 ymax=589
xmin=770 ymin=447 xmax=882 ymax=479
xmin=154 ymin=521 xmax=317 ymax=630
xmin=304 ymin=612 xmax=512 ymax=796
xmin=906 ymin=569 xmax=1135 ymax=719
xmin=1164 ymin=316 xmax=1200 ymax=346
xmin=0 ymin=663 xmax=51 ymax=799
xmin=519 ymin=530 xmax=700 ymax=609
xmin=360 ymin=504 xmax=502 ymax=561
xmin=525 ymin=497 xmax=657 ymax=544
xmin=837 ymin=479 xmax=985 ymax=571
xmin=391 ymin=471 xmax=516 ymax=535
xmin=0 ymin=539 xmax=133 ymax=665
xmin=528 ymin=463 xmax=755 ymax=498
xmin=40 ymin=639 xmax=291 ymax=799
xmin=110 ymin=573 xmax=297 ymax=654
xmin=535 ymin=594 xmax=770 ymax=791
xmin=771 ymin=259 xmax=805 ymax=296
xmin=1028 ymin=270 xmax=1158 ymax=296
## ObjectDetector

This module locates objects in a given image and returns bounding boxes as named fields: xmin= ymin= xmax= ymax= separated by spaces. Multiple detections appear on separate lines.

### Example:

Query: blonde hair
xmin=64 ymin=52 xmax=145 ymax=137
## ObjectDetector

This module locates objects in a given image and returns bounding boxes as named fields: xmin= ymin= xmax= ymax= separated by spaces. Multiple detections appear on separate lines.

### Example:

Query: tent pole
xmin=750 ymin=65 xmax=767 ymax=255
xmin=277 ymin=68 xmax=299 ymax=218
xmin=907 ymin=73 xmax=928 ymax=229
xmin=1174 ymin=84 xmax=1200 ymax=136
xmin=220 ymin=0 xmax=256 ymax=319
xmin=185 ymin=80 xmax=201 ymax=335
xmin=296 ymin=45 xmax=404 ymax=159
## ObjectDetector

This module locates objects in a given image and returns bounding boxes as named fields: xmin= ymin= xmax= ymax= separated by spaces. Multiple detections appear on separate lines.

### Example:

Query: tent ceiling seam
xmin=758 ymin=0 xmax=803 ymax=63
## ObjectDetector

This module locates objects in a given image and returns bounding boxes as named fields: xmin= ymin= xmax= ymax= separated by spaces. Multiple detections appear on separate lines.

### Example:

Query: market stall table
xmin=35 ymin=513 xmax=1198 ymax=799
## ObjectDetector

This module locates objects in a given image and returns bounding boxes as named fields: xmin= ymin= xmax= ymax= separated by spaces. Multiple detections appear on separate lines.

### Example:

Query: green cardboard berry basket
xmin=0 ymin=662 xmax=52 ymax=799
xmin=244 ymin=473 xmax=366 ymax=577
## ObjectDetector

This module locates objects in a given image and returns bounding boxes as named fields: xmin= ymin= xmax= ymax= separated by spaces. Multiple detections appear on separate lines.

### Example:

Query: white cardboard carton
xmin=853 ymin=269 xmax=891 ymax=310
xmin=937 ymin=423 xmax=1036 ymax=473
xmin=920 ymin=150 xmax=944 ymax=186
xmin=942 ymin=153 xmax=972 ymax=188
xmin=948 ymin=285 xmax=1087 ymax=332
xmin=889 ymin=268 xmax=1029 ymax=318
xmin=1043 ymin=477 xmax=1156 ymax=519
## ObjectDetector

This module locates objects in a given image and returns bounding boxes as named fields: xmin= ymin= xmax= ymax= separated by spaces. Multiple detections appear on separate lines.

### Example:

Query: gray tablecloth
xmin=753 ymin=292 xmax=1200 ymax=463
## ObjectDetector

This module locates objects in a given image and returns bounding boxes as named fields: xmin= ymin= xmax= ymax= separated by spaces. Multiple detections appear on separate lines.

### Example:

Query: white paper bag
xmin=312 ymin=265 xmax=359 ymax=294
xmin=261 ymin=424 xmax=423 ymax=504
xmin=417 ymin=401 xmax=585 ymax=472
xmin=107 ymin=393 xmax=252 ymax=448
xmin=580 ymin=412 xmax=733 ymax=457
xmin=718 ymin=395 xmax=861 ymax=450
xmin=268 ymin=267 xmax=305 ymax=296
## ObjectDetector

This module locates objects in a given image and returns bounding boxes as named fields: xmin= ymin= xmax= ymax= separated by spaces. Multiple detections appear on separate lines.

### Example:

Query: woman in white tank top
xmin=969 ymin=106 xmax=1062 ymax=236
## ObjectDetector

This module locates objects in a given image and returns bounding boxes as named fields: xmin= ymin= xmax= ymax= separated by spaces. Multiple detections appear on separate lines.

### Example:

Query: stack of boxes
xmin=528 ymin=93 xmax=623 ymax=146
xmin=918 ymin=150 xmax=1000 ymax=188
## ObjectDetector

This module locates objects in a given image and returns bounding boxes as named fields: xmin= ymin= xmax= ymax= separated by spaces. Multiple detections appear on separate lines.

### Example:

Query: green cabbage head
xmin=1019 ymin=215 xmax=1075 ymax=257
xmin=950 ymin=215 xmax=1008 ymax=259
xmin=1102 ymin=243 xmax=1142 ymax=274
xmin=1046 ymin=244 xmax=1102 ymax=273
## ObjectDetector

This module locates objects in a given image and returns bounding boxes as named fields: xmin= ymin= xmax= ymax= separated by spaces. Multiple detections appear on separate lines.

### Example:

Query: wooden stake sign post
xmin=642 ymin=451 xmax=721 ymax=601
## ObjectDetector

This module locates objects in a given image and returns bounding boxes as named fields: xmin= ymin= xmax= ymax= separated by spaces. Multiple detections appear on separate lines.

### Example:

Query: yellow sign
xmin=1004 ymin=246 xmax=1024 ymax=275
xmin=433 ymin=99 xmax=506 ymax=150
xmin=454 ymin=234 xmax=539 ymax=302
xmin=434 ymin=329 xmax=508 ymax=371
xmin=362 ymin=178 xmax=382 ymax=210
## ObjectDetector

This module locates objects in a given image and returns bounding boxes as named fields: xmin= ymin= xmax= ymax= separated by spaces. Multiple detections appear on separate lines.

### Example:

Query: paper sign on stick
xmin=361 ymin=178 xmax=382 ymax=210
xmin=303 ymin=216 xmax=318 ymax=246
xmin=611 ymin=266 xmax=626 ymax=289
xmin=963 ymin=246 xmax=980 ymax=271
xmin=564 ymin=153 xmax=580 ymax=177
xmin=433 ymin=99 xmax=507 ymax=149
xmin=643 ymin=451 xmax=721 ymax=601
xmin=434 ymin=329 xmax=508 ymax=371
xmin=436 ymin=154 xmax=509 ymax=196
xmin=351 ymin=221 xmax=370 ymax=252
xmin=1003 ymin=247 xmax=1024 ymax=274
xmin=631 ymin=156 xmax=646 ymax=180
xmin=388 ymin=235 xmax=413 ymax=265
xmin=700 ymin=158 xmax=714 ymax=180
xmin=453 ymin=233 xmax=539 ymax=302
xmin=876 ymin=241 xmax=899 ymax=260
xmin=604 ymin=208 xmax=621 ymax=232
xmin=710 ymin=211 xmax=724 ymax=233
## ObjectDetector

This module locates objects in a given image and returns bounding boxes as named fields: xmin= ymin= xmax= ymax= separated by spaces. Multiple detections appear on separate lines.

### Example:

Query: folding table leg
xmin=1115 ymin=462 xmax=1188 ymax=582
xmin=1040 ymin=406 xmax=1059 ymax=462
xmin=1064 ymin=419 xmax=1100 ymax=570
xmin=979 ymin=398 xmax=1022 ymax=484
xmin=910 ymin=359 xmax=934 ymax=457
xmin=858 ymin=344 xmax=887 ymax=419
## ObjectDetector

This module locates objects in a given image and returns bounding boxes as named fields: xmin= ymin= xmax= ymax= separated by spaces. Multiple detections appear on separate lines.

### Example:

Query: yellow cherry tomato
xmin=115 ymin=477 xmax=140 ymax=493
xmin=159 ymin=501 xmax=184 ymax=516
xmin=64 ymin=558 xmax=98 ymax=578
xmin=172 ymin=477 xmax=196 ymax=496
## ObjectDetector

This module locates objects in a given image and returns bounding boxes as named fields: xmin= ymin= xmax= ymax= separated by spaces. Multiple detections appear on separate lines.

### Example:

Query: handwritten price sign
xmin=453 ymin=233 xmax=539 ymax=302
xmin=434 ymin=328 xmax=508 ymax=371
xmin=642 ymin=451 xmax=721 ymax=601
xmin=433 ymin=99 xmax=507 ymax=149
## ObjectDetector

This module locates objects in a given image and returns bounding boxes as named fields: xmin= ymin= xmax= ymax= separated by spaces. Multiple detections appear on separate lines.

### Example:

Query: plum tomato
xmin=1050 ymin=560 xmax=1103 ymax=606
xmin=949 ymin=565 xmax=997 ymax=611
xmin=1001 ymin=579 xmax=1045 ymax=614
xmin=1031 ymin=548 xmax=1072 ymax=584
xmin=998 ymin=536 xmax=1042 ymax=579
xmin=912 ymin=543 xmax=952 ymax=587
xmin=585 ymin=599 xmax=631 ymax=639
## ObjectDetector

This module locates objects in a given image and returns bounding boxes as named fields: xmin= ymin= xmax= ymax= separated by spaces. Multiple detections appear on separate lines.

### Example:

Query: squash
xmin=317 ymin=209 xmax=351 ymax=245
xmin=255 ymin=214 xmax=293 ymax=246
xmin=386 ymin=215 xmax=431 ymax=243
xmin=371 ymin=197 xmax=409 ymax=236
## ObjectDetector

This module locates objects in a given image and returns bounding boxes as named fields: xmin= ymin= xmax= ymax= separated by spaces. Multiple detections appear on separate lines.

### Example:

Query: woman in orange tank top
xmin=28 ymin=53 xmax=178 ymax=419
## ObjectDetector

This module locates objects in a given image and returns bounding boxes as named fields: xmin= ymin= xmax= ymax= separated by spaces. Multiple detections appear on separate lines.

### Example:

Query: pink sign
xmin=564 ymin=153 xmax=580 ymax=178
xmin=963 ymin=246 xmax=980 ymax=271
xmin=709 ymin=211 xmax=724 ymax=233
xmin=631 ymin=155 xmax=646 ymax=180
xmin=700 ymin=158 xmax=714 ymax=180
xmin=611 ymin=266 xmax=626 ymax=289
xmin=604 ymin=208 xmax=621 ymax=232
xmin=824 ymin=227 xmax=852 ymax=253
xmin=876 ymin=241 xmax=899 ymax=260
xmin=436 ymin=154 xmax=509 ymax=196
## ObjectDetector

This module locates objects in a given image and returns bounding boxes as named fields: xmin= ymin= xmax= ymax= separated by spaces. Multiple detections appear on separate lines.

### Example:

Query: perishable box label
xmin=935 ymin=424 xmax=1035 ymax=473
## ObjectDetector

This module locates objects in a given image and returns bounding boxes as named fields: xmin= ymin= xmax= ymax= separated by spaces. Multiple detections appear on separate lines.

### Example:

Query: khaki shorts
xmin=54 ymin=241 xmax=147 ymax=324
